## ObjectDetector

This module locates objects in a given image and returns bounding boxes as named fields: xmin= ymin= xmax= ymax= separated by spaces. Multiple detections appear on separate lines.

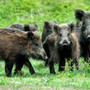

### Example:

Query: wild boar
xmin=48 ymin=23 xmax=80 ymax=74
xmin=75 ymin=9 xmax=90 ymax=62
xmin=0 ymin=30 xmax=47 ymax=76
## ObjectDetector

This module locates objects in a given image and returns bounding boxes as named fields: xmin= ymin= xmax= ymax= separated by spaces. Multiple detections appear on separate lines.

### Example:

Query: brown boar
xmin=42 ymin=20 xmax=57 ymax=66
xmin=48 ymin=23 xmax=80 ymax=74
xmin=0 ymin=27 xmax=47 ymax=74
xmin=0 ymin=30 xmax=47 ymax=76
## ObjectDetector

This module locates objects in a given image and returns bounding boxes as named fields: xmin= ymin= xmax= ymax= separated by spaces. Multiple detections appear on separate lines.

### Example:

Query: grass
xmin=0 ymin=0 xmax=90 ymax=89
xmin=0 ymin=58 xmax=90 ymax=89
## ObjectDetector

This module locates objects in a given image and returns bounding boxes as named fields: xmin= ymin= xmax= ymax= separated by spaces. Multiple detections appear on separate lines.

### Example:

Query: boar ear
xmin=35 ymin=23 xmax=38 ymax=28
xmin=75 ymin=9 xmax=85 ymax=21
xmin=54 ymin=20 xmax=57 ymax=23
xmin=68 ymin=23 xmax=74 ymax=32
xmin=27 ymin=31 xmax=34 ymax=40
xmin=54 ymin=24 xmax=60 ymax=34
xmin=44 ymin=21 xmax=50 ymax=27
xmin=24 ymin=25 xmax=30 ymax=31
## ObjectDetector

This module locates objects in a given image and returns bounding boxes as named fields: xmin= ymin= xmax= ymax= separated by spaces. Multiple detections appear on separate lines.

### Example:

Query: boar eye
xmin=59 ymin=33 xmax=62 ymax=37
xmin=34 ymin=43 xmax=39 ymax=47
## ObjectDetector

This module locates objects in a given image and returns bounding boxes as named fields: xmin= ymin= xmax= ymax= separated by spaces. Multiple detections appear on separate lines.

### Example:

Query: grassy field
xmin=0 ymin=0 xmax=90 ymax=89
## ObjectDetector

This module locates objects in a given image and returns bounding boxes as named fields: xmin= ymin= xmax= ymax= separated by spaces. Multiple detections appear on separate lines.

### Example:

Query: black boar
xmin=75 ymin=9 xmax=90 ymax=63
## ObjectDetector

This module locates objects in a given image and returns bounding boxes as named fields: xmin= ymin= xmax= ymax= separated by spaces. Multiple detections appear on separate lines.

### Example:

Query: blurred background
xmin=0 ymin=0 xmax=90 ymax=32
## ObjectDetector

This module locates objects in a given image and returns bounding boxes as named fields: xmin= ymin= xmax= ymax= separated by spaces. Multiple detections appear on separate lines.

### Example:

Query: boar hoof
xmin=6 ymin=73 xmax=11 ymax=77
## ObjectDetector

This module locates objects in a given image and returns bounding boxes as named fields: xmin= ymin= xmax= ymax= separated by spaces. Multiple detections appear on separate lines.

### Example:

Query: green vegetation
xmin=0 ymin=0 xmax=90 ymax=89
xmin=0 ymin=59 xmax=90 ymax=89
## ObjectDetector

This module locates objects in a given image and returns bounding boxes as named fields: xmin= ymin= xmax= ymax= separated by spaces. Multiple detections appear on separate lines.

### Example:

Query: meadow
xmin=0 ymin=0 xmax=90 ymax=89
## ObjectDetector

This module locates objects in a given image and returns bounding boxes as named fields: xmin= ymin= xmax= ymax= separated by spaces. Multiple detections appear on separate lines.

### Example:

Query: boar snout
xmin=39 ymin=49 xmax=48 ymax=60
xmin=44 ymin=53 xmax=48 ymax=61
xmin=60 ymin=39 xmax=70 ymax=47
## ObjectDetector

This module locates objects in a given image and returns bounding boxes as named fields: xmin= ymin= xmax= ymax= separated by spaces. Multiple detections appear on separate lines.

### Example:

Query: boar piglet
xmin=42 ymin=20 xmax=57 ymax=66
xmin=48 ymin=23 xmax=80 ymax=74
xmin=0 ymin=30 xmax=47 ymax=77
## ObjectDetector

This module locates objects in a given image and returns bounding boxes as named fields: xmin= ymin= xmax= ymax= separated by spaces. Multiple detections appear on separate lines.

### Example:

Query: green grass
xmin=0 ymin=0 xmax=90 ymax=89
xmin=0 ymin=58 xmax=90 ymax=89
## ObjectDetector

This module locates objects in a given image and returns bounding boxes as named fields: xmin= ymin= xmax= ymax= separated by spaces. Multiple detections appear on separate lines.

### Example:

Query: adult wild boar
xmin=49 ymin=23 xmax=80 ymax=74
xmin=0 ymin=27 xmax=47 ymax=74
xmin=0 ymin=30 xmax=47 ymax=77
xmin=75 ymin=9 xmax=90 ymax=63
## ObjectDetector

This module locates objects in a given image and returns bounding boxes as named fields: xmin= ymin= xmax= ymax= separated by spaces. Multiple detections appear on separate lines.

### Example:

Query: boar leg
xmin=59 ymin=57 xmax=65 ymax=71
xmin=14 ymin=63 xmax=23 ymax=75
xmin=70 ymin=61 xmax=74 ymax=71
xmin=14 ymin=55 xmax=24 ymax=74
xmin=49 ymin=61 xmax=55 ymax=74
xmin=48 ymin=56 xmax=55 ymax=74
xmin=84 ymin=53 xmax=89 ymax=63
xmin=74 ymin=58 xmax=79 ymax=70
xmin=43 ymin=41 xmax=50 ymax=66
xmin=83 ymin=48 xmax=89 ymax=62
xmin=45 ymin=60 xmax=48 ymax=66
xmin=5 ymin=61 xmax=14 ymax=77
xmin=24 ymin=59 xmax=35 ymax=75
xmin=68 ymin=60 xmax=74 ymax=71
